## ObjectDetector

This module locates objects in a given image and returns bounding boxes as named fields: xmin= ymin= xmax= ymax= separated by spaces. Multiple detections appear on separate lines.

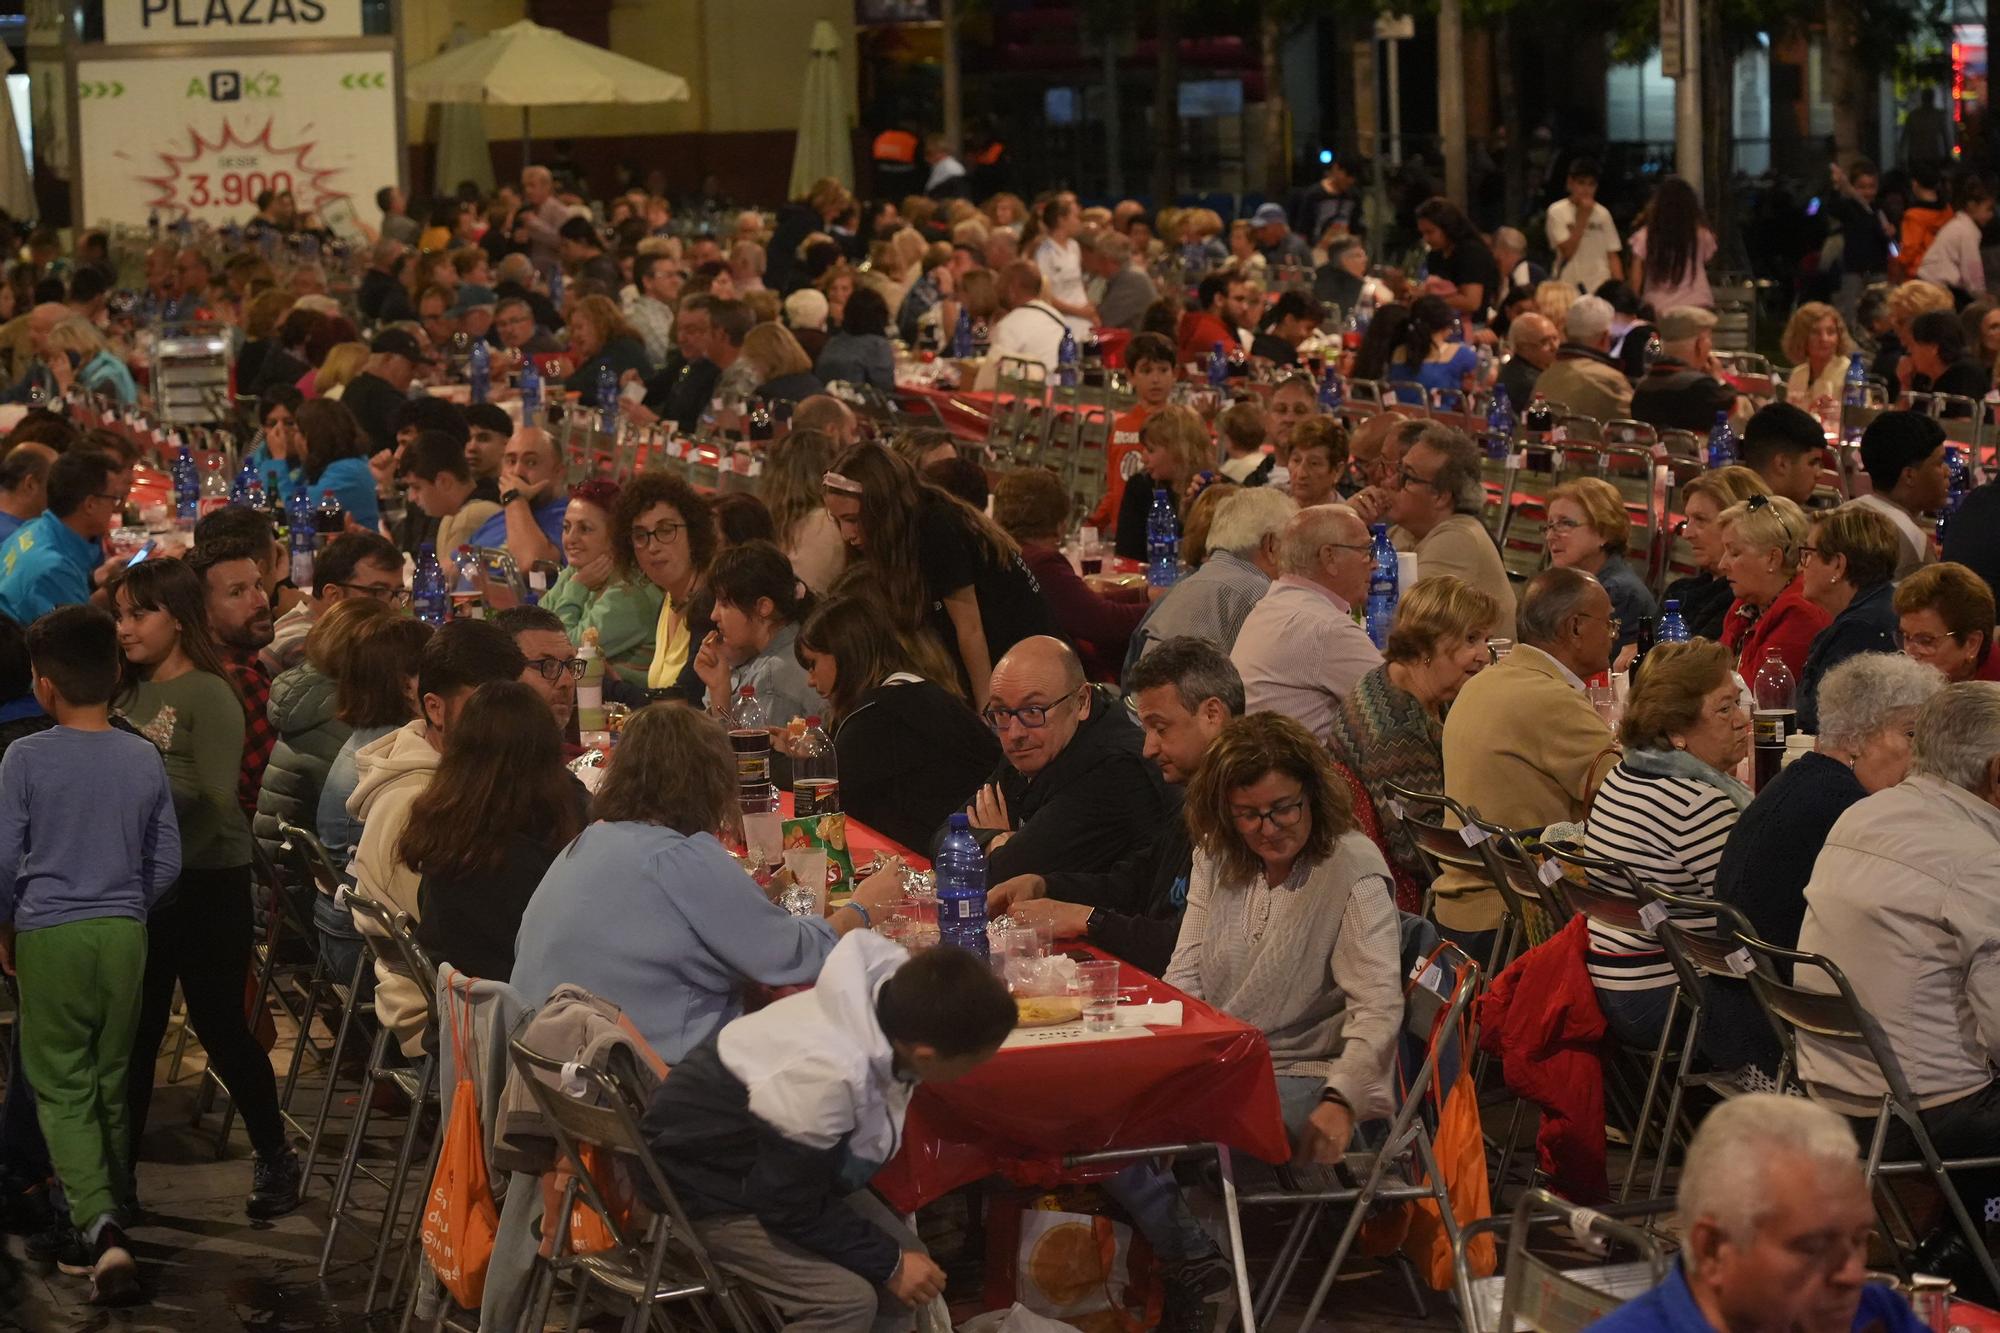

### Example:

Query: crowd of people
xmin=0 ymin=151 xmax=1992 ymax=1332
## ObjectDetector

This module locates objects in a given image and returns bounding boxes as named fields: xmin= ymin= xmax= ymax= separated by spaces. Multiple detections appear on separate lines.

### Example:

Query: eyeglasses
xmin=1229 ymin=794 xmax=1308 ymax=831
xmin=629 ymin=520 xmax=686 ymax=548
xmin=335 ymin=582 xmax=412 ymax=606
xmin=526 ymin=656 xmax=587 ymax=682
xmin=1541 ymin=518 xmax=1585 ymax=536
xmin=1396 ymin=466 xmax=1440 ymax=491
xmin=982 ymin=688 xmax=1083 ymax=732
xmin=1895 ymin=629 xmax=1964 ymax=653
xmin=93 ymin=492 xmax=125 ymax=505
xmin=1575 ymin=610 xmax=1622 ymax=638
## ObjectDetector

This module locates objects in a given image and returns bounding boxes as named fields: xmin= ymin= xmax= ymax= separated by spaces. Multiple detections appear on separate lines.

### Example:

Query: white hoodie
xmin=346 ymin=718 xmax=440 ymax=1054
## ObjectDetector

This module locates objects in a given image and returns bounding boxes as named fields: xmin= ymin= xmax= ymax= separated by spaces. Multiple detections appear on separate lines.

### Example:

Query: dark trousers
xmin=0 ymin=984 xmax=54 ymax=1200
xmin=1861 ymin=1078 xmax=2000 ymax=1226
xmin=127 ymin=865 xmax=286 ymax=1160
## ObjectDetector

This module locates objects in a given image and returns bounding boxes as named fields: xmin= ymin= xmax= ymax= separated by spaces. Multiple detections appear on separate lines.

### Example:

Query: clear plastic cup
xmin=1073 ymin=959 xmax=1122 ymax=1032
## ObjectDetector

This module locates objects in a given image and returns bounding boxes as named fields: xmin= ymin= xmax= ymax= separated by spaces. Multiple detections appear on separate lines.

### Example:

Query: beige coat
xmin=1392 ymin=513 xmax=1519 ymax=642
xmin=1436 ymin=645 xmax=1620 ymax=930
xmin=1531 ymin=348 xmax=1635 ymax=424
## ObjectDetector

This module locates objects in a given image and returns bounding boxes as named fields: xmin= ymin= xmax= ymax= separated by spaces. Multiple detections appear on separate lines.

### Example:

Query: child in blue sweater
xmin=0 ymin=606 xmax=179 ymax=1305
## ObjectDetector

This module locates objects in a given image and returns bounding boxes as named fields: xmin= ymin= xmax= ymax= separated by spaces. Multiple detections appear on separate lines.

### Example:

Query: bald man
xmin=468 ymin=426 xmax=566 ymax=570
xmin=0 ymin=440 xmax=54 ymax=542
xmin=944 ymin=635 xmax=1172 ymax=882
xmin=1229 ymin=505 xmax=1383 ymax=744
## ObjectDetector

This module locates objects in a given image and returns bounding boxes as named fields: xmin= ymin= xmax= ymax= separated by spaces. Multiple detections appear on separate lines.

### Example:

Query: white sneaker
xmin=87 ymin=1224 xmax=141 ymax=1306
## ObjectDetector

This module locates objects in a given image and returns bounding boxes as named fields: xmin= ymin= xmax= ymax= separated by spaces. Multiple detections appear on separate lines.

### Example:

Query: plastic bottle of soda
xmin=792 ymin=717 xmax=840 ymax=816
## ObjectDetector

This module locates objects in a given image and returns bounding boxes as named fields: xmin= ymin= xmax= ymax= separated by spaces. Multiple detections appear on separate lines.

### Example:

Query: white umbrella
xmin=402 ymin=18 xmax=690 ymax=163
xmin=430 ymin=23 xmax=494 ymax=198
xmin=789 ymin=20 xmax=853 ymax=200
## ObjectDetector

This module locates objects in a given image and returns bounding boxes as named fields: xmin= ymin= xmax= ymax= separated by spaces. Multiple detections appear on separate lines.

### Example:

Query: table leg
xmin=1213 ymin=1145 xmax=1256 ymax=1333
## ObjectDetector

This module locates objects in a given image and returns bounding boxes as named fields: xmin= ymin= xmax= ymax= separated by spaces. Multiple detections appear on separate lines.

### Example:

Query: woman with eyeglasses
xmin=1716 ymin=493 xmax=1827 ymax=682
xmin=1582 ymin=639 xmax=1751 ymax=1050
xmin=1662 ymin=466 xmax=1770 ymax=641
xmin=1893 ymin=561 xmax=2000 ymax=683
xmin=823 ymin=441 xmax=1051 ymax=709
xmin=693 ymin=540 xmax=828 ymax=731
xmin=1544 ymin=478 xmax=1655 ymax=661
xmin=538 ymin=479 xmax=663 ymax=689
xmin=792 ymin=595 xmax=1000 ymax=851
xmin=612 ymin=472 xmax=717 ymax=699
xmin=113 ymin=560 xmax=301 ymax=1216
xmin=1795 ymin=503 xmax=1902 ymax=732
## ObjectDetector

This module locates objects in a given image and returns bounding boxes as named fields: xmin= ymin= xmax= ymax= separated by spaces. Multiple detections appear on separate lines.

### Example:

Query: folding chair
xmin=1379 ymin=782 xmax=1508 ymax=978
xmin=1242 ymin=943 xmax=1482 ymax=1333
xmin=507 ymin=1038 xmax=765 ymax=1333
xmin=1534 ymin=842 xmax=1682 ymax=1203
xmin=1455 ymin=1189 xmax=1672 ymax=1332
xmin=320 ymin=894 xmax=441 ymax=1314
xmin=1734 ymin=933 xmax=2000 ymax=1296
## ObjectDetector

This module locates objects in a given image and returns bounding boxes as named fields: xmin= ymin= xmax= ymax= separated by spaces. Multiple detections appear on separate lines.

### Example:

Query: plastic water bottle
xmin=935 ymin=812 xmax=990 ymax=960
xmin=952 ymin=306 xmax=973 ymax=358
xmin=730 ymin=687 xmax=782 ymax=867
xmin=792 ymin=717 xmax=840 ymax=816
xmin=197 ymin=453 xmax=229 ymax=519
xmin=412 ymin=542 xmax=447 ymax=627
xmin=1938 ymin=444 xmax=1971 ymax=544
xmin=1842 ymin=350 xmax=1867 ymax=408
xmin=1657 ymin=599 xmax=1690 ymax=643
xmin=520 ymin=356 xmax=542 ymax=419
xmin=469 ymin=340 xmax=490 ymax=405
xmin=1318 ymin=366 xmax=1344 ymax=413
xmin=1365 ymin=522 xmax=1400 ymax=649
xmin=449 ymin=546 xmax=483 ymax=618
xmin=596 ymin=361 xmax=618 ymax=422
xmin=1206 ymin=341 xmax=1228 ymax=388
xmin=172 ymin=444 xmax=198 ymax=532
xmin=1752 ymin=650 xmax=1797 ymax=789
xmin=231 ymin=456 xmax=259 ymax=505
xmin=1705 ymin=410 xmax=1737 ymax=469
xmin=1145 ymin=488 xmax=1180 ymax=588
xmin=1056 ymin=328 xmax=1079 ymax=388
xmin=1486 ymin=385 xmax=1515 ymax=460
xmin=314 ymin=488 xmax=345 ymax=548
xmin=287 ymin=484 xmax=315 ymax=588
xmin=548 ymin=266 xmax=565 ymax=310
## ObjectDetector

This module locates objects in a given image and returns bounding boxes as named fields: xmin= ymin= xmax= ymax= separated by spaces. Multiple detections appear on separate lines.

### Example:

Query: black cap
xmin=369 ymin=328 xmax=431 ymax=363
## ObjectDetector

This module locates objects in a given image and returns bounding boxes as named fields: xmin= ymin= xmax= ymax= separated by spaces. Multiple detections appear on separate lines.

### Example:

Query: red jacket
xmin=1722 ymin=576 xmax=1830 ymax=685
xmin=1176 ymin=311 xmax=1236 ymax=370
xmin=1475 ymin=915 xmax=1609 ymax=1202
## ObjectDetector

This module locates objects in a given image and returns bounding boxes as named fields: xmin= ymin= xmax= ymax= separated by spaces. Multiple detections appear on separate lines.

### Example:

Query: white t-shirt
xmin=1546 ymin=198 xmax=1623 ymax=295
xmin=976 ymin=300 xmax=1070 ymax=389
xmin=1034 ymin=236 xmax=1089 ymax=311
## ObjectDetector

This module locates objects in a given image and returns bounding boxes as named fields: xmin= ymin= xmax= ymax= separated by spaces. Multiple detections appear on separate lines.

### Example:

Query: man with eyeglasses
xmin=1499 ymin=312 xmax=1557 ymax=410
xmin=492 ymin=605 xmax=578 ymax=735
xmin=1380 ymin=423 xmax=1519 ymax=640
xmin=1439 ymin=568 xmax=1619 ymax=960
xmin=1230 ymin=505 xmax=1382 ymax=744
xmin=0 ymin=450 xmax=123 ymax=626
xmin=265 ymin=532 xmax=406 ymax=673
xmin=944 ymin=636 xmax=1171 ymax=883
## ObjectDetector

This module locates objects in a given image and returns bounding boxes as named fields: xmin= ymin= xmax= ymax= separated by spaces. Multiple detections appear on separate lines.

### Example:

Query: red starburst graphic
xmin=136 ymin=118 xmax=347 ymax=220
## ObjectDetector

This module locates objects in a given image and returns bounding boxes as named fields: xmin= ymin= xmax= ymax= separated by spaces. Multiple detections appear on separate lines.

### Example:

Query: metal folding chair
xmin=1734 ymin=933 xmax=2000 ymax=1296
xmin=507 ymin=1039 xmax=765 ymax=1333
xmin=1455 ymin=1189 xmax=1672 ymax=1332
xmin=1241 ymin=943 xmax=1482 ymax=1333
xmin=1379 ymin=782 xmax=1507 ymax=979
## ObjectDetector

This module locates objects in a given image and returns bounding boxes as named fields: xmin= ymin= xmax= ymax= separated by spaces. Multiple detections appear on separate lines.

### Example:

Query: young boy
xmin=1091 ymin=331 xmax=1178 ymax=532
xmin=1217 ymin=399 xmax=1275 ymax=485
xmin=0 ymin=606 xmax=179 ymax=1305
xmin=641 ymin=936 xmax=1016 ymax=1331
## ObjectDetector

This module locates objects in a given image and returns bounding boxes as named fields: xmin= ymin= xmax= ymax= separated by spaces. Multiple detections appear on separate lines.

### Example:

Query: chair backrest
xmin=344 ymin=891 xmax=440 ymax=1023
xmin=277 ymin=819 xmax=342 ymax=898
xmin=1648 ymin=888 xmax=1760 ymax=997
xmin=1470 ymin=819 xmax=1572 ymax=935
xmin=1379 ymin=782 xmax=1494 ymax=881
xmin=1732 ymin=933 xmax=1920 ymax=1110
xmin=1537 ymin=842 xmax=1651 ymax=935
xmin=1496 ymin=1188 xmax=1670 ymax=1333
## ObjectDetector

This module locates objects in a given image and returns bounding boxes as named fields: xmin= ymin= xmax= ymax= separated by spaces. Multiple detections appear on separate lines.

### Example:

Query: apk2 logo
xmin=188 ymin=69 xmax=282 ymax=101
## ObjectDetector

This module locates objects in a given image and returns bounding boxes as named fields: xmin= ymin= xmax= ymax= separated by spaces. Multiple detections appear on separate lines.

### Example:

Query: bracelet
xmin=1318 ymin=1088 xmax=1351 ymax=1112
xmin=844 ymin=899 xmax=872 ymax=928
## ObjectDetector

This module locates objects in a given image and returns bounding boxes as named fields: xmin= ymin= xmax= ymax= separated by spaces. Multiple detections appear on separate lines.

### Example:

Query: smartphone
xmin=124 ymin=540 xmax=156 ymax=568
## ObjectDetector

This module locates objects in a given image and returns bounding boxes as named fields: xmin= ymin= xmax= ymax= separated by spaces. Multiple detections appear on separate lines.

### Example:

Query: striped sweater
xmin=1581 ymin=762 xmax=1739 ymax=992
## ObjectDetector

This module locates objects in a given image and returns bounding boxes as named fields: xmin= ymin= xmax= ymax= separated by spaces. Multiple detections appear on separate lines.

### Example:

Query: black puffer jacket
xmin=252 ymin=663 xmax=349 ymax=863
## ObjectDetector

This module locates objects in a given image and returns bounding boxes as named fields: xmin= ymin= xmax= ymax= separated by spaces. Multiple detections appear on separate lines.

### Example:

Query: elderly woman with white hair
xmin=1590 ymin=1095 xmax=1919 ymax=1332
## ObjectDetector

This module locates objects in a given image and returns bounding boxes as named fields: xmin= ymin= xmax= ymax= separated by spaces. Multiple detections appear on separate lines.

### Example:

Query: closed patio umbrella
xmin=789 ymin=20 xmax=853 ymax=200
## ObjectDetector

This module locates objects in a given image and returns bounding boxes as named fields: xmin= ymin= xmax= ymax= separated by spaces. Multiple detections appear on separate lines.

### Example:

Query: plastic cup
xmin=1074 ymin=959 xmax=1122 ymax=1032
xmin=783 ymin=847 xmax=829 ymax=914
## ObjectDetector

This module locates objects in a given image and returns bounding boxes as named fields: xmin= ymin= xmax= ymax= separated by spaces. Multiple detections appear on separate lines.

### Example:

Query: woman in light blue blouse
xmin=296 ymin=397 xmax=382 ymax=531
xmin=692 ymin=539 xmax=829 ymax=730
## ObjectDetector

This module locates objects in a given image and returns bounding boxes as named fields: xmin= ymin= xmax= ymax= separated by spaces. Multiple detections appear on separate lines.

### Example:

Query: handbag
xmin=419 ymin=979 xmax=500 ymax=1307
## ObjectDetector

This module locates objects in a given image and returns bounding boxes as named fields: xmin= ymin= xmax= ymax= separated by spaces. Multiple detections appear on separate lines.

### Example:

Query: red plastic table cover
xmin=873 ymin=951 xmax=1292 ymax=1213
xmin=898 ymin=384 xmax=998 ymax=441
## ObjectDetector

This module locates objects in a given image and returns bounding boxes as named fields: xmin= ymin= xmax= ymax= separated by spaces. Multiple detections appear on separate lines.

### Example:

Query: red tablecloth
xmin=899 ymin=384 xmax=997 ymax=441
xmin=778 ymin=791 xmax=927 ymax=871
xmin=873 ymin=951 xmax=1291 ymax=1212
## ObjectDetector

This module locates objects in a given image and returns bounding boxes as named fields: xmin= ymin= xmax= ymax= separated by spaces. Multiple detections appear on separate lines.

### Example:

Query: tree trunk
xmin=1151 ymin=0 xmax=1181 ymax=205
xmin=1824 ymin=1 xmax=1867 ymax=163
xmin=1494 ymin=13 xmax=1524 ymax=226
xmin=1260 ymin=8 xmax=1289 ymax=198
xmin=1701 ymin=16 xmax=1736 ymax=260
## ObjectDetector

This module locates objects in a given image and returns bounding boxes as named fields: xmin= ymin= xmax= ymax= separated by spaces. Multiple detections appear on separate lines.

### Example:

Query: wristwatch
xmin=501 ymin=488 xmax=522 ymax=506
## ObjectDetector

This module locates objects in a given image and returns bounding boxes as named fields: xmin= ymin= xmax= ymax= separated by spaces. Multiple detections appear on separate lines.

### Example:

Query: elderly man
xmin=1379 ymin=423 xmax=1519 ymax=639
xmin=469 ymin=427 xmax=566 ymax=569
xmin=1631 ymin=307 xmax=1740 ymax=433
xmin=1795 ymin=681 xmax=2000 ymax=1260
xmin=792 ymin=394 xmax=860 ymax=447
xmin=493 ymin=254 xmax=563 ymax=333
xmin=1250 ymin=203 xmax=1313 ymax=267
xmin=1439 ymin=568 xmax=1618 ymax=954
xmin=1531 ymin=296 xmax=1634 ymax=423
xmin=1087 ymin=230 xmax=1157 ymax=332
xmin=945 ymin=636 xmax=1172 ymax=883
xmin=1231 ymin=503 xmax=1382 ymax=741
xmin=1499 ymin=312 xmax=1558 ymax=410
xmin=0 ymin=304 xmax=68 ymax=405
xmin=1126 ymin=487 xmax=1295 ymax=670
xmin=489 ymin=296 xmax=563 ymax=360
xmin=1587 ymin=1096 xmax=1925 ymax=1333
xmin=990 ymin=639 xmax=1242 ymax=975
xmin=513 ymin=165 xmax=573 ymax=280
xmin=1491 ymin=225 xmax=1541 ymax=294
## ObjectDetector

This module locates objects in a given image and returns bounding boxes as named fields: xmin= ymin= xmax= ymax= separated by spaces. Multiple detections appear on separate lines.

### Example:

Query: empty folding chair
xmin=1380 ymin=782 xmax=1509 ymax=977
xmin=1734 ymin=933 xmax=2000 ymax=1296
xmin=1455 ymin=1188 xmax=1671 ymax=1332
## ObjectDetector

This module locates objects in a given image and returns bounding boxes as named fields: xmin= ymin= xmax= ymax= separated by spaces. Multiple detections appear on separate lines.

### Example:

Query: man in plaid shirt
xmin=189 ymin=533 xmax=279 ymax=816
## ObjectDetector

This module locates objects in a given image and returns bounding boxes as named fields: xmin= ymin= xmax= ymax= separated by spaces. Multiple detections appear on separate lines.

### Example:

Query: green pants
xmin=16 ymin=915 xmax=147 ymax=1233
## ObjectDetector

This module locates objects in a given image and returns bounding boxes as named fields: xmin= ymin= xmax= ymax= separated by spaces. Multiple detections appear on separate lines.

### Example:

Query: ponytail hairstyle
xmin=708 ymin=539 xmax=816 ymax=630
xmin=1400 ymin=294 xmax=1458 ymax=368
